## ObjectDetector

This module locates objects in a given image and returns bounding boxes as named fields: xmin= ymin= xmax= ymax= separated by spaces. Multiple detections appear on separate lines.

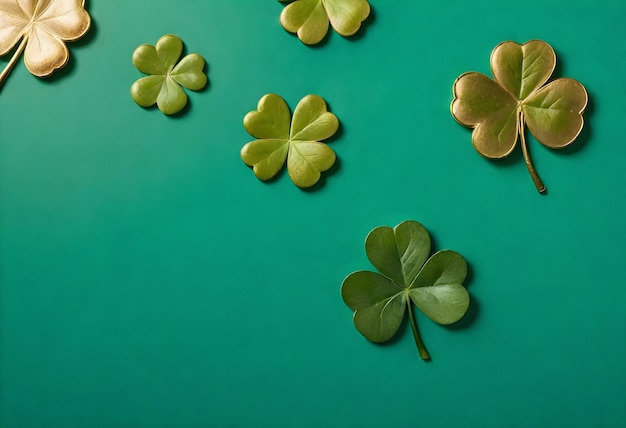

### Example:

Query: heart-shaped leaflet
xmin=341 ymin=220 xmax=470 ymax=360
xmin=451 ymin=40 xmax=588 ymax=193
xmin=241 ymin=93 xmax=339 ymax=188
xmin=131 ymin=34 xmax=207 ymax=115
xmin=0 ymin=0 xmax=91 ymax=86
xmin=279 ymin=0 xmax=371 ymax=45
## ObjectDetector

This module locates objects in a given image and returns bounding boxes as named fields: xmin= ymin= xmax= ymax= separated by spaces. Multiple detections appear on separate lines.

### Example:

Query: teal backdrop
xmin=1 ymin=1 xmax=625 ymax=427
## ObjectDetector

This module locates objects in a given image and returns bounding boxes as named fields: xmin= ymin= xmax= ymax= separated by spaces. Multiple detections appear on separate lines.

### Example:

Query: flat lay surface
xmin=1 ymin=1 xmax=625 ymax=427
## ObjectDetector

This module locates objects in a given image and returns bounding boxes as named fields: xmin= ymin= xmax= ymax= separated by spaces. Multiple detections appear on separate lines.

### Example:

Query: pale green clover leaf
xmin=241 ymin=94 xmax=339 ymax=188
xmin=278 ymin=0 xmax=371 ymax=45
xmin=451 ymin=40 xmax=588 ymax=193
xmin=341 ymin=220 xmax=470 ymax=360
xmin=131 ymin=34 xmax=207 ymax=116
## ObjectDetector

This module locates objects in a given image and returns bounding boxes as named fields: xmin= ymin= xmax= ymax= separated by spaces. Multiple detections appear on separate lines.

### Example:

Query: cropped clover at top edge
xmin=241 ymin=93 xmax=339 ymax=188
xmin=131 ymin=34 xmax=208 ymax=116
xmin=451 ymin=40 xmax=588 ymax=193
xmin=278 ymin=0 xmax=371 ymax=45
xmin=0 ymin=0 xmax=91 ymax=88
xmin=341 ymin=220 xmax=471 ymax=361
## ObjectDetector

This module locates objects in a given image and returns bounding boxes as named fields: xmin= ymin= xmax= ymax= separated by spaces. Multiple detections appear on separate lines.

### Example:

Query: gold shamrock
xmin=451 ymin=40 xmax=588 ymax=193
xmin=0 ymin=0 xmax=91 ymax=87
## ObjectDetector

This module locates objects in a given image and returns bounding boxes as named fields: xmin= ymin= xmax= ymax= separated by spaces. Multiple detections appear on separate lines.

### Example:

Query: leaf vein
xmin=379 ymin=294 xmax=402 ymax=320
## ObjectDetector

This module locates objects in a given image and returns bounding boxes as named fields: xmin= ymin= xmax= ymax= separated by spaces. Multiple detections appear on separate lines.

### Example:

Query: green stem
xmin=0 ymin=36 xmax=28 ymax=91
xmin=518 ymin=110 xmax=546 ymax=193
xmin=407 ymin=299 xmax=430 ymax=361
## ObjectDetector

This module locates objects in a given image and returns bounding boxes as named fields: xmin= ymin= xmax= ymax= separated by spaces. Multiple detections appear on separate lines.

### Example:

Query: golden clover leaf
xmin=0 ymin=0 xmax=91 ymax=87
xmin=451 ymin=40 xmax=588 ymax=193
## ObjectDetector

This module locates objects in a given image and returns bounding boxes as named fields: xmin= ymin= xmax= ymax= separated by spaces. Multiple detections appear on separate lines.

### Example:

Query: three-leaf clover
xmin=278 ymin=0 xmax=371 ymax=45
xmin=341 ymin=220 xmax=470 ymax=360
xmin=241 ymin=94 xmax=339 ymax=188
xmin=131 ymin=34 xmax=208 ymax=116
xmin=451 ymin=40 xmax=588 ymax=193
xmin=0 ymin=0 xmax=91 ymax=88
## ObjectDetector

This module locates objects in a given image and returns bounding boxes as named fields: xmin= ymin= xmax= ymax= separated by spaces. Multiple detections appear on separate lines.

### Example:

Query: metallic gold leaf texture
xmin=451 ymin=40 xmax=588 ymax=193
xmin=0 ymin=0 xmax=91 ymax=86
xmin=279 ymin=0 xmax=371 ymax=45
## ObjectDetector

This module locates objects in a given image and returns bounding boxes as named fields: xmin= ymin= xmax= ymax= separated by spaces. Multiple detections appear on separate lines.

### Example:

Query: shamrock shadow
xmin=299 ymin=120 xmax=344 ymax=193
xmin=477 ymin=150 xmax=552 ymax=194
xmin=564 ymin=93 xmax=594 ymax=155
xmin=168 ymin=98 xmax=192 ymax=118
xmin=178 ymin=44 xmax=211 ymax=93
xmin=549 ymin=50 xmax=594 ymax=156
xmin=242 ymin=156 xmax=339 ymax=190
xmin=283 ymin=3 xmax=376 ymax=49
xmin=423 ymin=231 xmax=478 ymax=331
xmin=560 ymin=92 xmax=595 ymax=156
xmin=243 ymin=120 xmax=342 ymax=191
xmin=166 ymin=63 xmax=211 ymax=119
xmin=43 ymin=18 xmax=99 ymax=85
xmin=444 ymin=262 xmax=478 ymax=331
xmin=344 ymin=5 xmax=376 ymax=43
xmin=302 ymin=27 xmax=332 ymax=49
xmin=299 ymin=156 xmax=341 ymax=192
xmin=243 ymin=163 xmax=288 ymax=186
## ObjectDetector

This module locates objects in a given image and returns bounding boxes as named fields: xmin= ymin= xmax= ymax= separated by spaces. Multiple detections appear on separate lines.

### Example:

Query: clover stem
xmin=406 ymin=299 xmax=430 ymax=361
xmin=0 ymin=36 xmax=28 ymax=90
xmin=518 ymin=111 xmax=546 ymax=193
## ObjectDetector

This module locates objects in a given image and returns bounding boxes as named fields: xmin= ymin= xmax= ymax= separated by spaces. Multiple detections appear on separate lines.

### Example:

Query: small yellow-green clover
xmin=451 ymin=40 xmax=588 ymax=193
xmin=278 ymin=0 xmax=371 ymax=45
xmin=130 ymin=34 xmax=207 ymax=116
xmin=241 ymin=94 xmax=339 ymax=188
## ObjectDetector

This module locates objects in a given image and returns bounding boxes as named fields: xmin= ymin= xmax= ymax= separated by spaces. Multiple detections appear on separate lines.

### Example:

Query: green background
xmin=1 ymin=1 xmax=625 ymax=427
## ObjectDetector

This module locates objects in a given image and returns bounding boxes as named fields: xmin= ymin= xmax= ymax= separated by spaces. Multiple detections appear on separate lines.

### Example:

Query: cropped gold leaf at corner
xmin=451 ymin=40 xmax=588 ymax=193
xmin=0 ymin=0 xmax=91 ymax=88
xmin=278 ymin=0 xmax=370 ymax=45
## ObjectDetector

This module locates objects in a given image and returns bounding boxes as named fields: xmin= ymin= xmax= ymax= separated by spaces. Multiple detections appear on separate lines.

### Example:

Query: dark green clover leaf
xmin=241 ymin=93 xmax=338 ymax=188
xmin=341 ymin=220 xmax=470 ymax=360
xmin=131 ymin=34 xmax=207 ymax=116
